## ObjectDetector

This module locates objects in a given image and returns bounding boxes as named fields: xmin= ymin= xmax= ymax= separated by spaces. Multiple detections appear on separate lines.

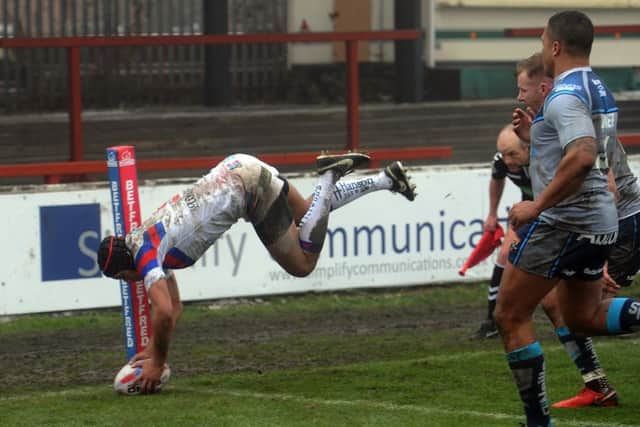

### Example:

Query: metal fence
xmin=0 ymin=0 xmax=288 ymax=111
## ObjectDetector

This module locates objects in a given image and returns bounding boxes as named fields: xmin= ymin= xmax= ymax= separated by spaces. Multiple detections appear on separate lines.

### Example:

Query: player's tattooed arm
xmin=147 ymin=278 xmax=174 ymax=365
xmin=130 ymin=278 xmax=174 ymax=394
xmin=569 ymin=136 xmax=598 ymax=158
xmin=165 ymin=273 xmax=183 ymax=329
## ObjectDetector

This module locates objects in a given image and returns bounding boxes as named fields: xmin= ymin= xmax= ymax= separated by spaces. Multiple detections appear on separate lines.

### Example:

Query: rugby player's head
xmin=516 ymin=52 xmax=552 ymax=112
xmin=542 ymin=11 xmax=594 ymax=76
xmin=98 ymin=236 xmax=136 ymax=279
xmin=497 ymin=124 xmax=529 ymax=172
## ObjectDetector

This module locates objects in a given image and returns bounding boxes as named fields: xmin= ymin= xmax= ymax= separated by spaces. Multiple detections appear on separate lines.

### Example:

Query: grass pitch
xmin=1 ymin=283 xmax=639 ymax=427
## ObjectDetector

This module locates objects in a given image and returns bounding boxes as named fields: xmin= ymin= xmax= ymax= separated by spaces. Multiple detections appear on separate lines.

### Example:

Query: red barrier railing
xmin=0 ymin=146 xmax=453 ymax=184
xmin=0 ymin=31 xmax=424 ymax=181
xmin=620 ymin=134 xmax=640 ymax=146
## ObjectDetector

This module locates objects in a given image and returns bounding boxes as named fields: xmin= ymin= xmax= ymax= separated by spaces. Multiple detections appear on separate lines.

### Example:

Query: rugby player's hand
xmin=484 ymin=214 xmax=498 ymax=232
xmin=135 ymin=357 xmax=164 ymax=394
xmin=508 ymin=200 xmax=538 ymax=229
xmin=602 ymin=264 xmax=621 ymax=297
xmin=512 ymin=108 xmax=532 ymax=142
xmin=129 ymin=348 xmax=152 ymax=366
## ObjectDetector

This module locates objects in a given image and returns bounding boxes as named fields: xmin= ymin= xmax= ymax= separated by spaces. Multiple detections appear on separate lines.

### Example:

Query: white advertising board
xmin=1 ymin=162 xmax=526 ymax=315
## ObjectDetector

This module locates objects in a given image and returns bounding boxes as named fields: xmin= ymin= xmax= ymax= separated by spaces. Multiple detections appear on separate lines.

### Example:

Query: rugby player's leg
xmin=263 ymin=173 xmax=336 ymax=276
xmin=291 ymin=163 xmax=416 ymax=225
xmin=557 ymin=278 xmax=640 ymax=336
xmin=327 ymin=161 xmax=416 ymax=210
xmin=542 ymin=286 xmax=617 ymax=408
xmin=267 ymin=222 xmax=323 ymax=277
xmin=605 ymin=213 xmax=640 ymax=295
xmin=287 ymin=183 xmax=309 ymax=225
xmin=262 ymin=153 xmax=370 ymax=276
xmin=473 ymin=228 xmax=514 ymax=339
xmin=324 ymin=162 xmax=414 ymax=209
xmin=494 ymin=264 xmax=556 ymax=427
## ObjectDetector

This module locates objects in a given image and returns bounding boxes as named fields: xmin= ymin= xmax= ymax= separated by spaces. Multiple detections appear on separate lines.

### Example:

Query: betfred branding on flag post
xmin=106 ymin=146 xmax=152 ymax=361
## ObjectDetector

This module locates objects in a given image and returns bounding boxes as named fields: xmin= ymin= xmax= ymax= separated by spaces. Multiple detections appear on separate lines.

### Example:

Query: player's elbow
xmin=568 ymin=138 xmax=598 ymax=173
xmin=567 ymin=149 xmax=597 ymax=179
xmin=579 ymin=151 xmax=597 ymax=170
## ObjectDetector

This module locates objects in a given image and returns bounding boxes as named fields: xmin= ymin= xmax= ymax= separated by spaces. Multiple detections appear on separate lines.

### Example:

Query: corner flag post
xmin=106 ymin=146 xmax=153 ymax=361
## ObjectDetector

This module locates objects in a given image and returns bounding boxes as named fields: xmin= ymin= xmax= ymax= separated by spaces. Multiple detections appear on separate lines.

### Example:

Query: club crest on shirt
xmin=510 ymin=237 xmax=521 ymax=252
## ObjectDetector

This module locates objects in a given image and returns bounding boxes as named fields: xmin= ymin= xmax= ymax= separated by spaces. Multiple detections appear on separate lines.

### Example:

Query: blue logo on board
xmin=40 ymin=204 xmax=102 ymax=281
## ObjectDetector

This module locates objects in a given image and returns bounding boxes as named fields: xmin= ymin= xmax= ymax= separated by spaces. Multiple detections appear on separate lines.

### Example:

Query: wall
xmin=434 ymin=6 xmax=640 ymax=66
xmin=287 ymin=0 xmax=334 ymax=65
xmin=287 ymin=1 xmax=640 ymax=66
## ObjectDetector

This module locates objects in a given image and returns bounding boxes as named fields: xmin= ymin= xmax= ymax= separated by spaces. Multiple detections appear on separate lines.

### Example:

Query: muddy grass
xmin=0 ymin=284 xmax=556 ymax=393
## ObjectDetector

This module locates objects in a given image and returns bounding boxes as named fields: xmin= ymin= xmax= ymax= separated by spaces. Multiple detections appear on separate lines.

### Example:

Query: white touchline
xmin=2 ymin=383 xmax=639 ymax=427
xmin=1 ymin=339 xmax=638 ymax=426
xmin=210 ymin=389 xmax=639 ymax=427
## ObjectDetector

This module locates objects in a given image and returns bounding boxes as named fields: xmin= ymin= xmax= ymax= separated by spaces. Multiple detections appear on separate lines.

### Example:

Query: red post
xmin=67 ymin=46 xmax=83 ymax=161
xmin=345 ymin=40 xmax=359 ymax=151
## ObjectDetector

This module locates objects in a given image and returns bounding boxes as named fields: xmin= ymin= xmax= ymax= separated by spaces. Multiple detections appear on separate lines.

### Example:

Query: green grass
xmin=1 ymin=283 xmax=640 ymax=427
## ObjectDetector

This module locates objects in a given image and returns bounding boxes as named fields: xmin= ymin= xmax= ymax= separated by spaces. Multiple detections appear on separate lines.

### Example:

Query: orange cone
xmin=458 ymin=224 xmax=504 ymax=276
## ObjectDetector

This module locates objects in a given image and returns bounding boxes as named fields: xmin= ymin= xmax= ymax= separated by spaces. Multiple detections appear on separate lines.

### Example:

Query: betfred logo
xmin=40 ymin=204 xmax=102 ymax=281
xmin=119 ymin=149 xmax=136 ymax=167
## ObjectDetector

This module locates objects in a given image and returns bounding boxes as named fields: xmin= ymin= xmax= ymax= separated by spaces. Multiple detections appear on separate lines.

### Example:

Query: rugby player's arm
xmin=147 ymin=278 xmax=175 ymax=366
xmin=165 ymin=273 xmax=183 ymax=329
xmin=486 ymin=178 xmax=505 ymax=230
xmin=530 ymin=136 xmax=597 ymax=214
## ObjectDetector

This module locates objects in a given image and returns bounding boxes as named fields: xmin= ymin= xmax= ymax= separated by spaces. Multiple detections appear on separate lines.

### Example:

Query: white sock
xmin=299 ymin=171 xmax=339 ymax=253
xmin=330 ymin=171 xmax=392 ymax=210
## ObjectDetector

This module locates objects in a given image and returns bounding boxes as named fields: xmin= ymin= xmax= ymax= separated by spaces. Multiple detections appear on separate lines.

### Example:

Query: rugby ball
xmin=113 ymin=362 xmax=171 ymax=395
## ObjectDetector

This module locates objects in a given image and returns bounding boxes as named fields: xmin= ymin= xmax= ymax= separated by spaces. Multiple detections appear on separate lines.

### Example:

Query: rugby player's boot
xmin=384 ymin=161 xmax=417 ymax=201
xmin=471 ymin=318 xmax=499 ymax=339
xmin=552 ymin=386 xmax=618 ymax=408
xmin=316 ymin=152 xmax=370 ymax=177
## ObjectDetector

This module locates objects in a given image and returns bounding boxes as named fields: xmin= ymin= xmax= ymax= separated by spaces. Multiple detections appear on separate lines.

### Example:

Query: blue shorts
xmin=509 ymin=219 xmax=616 ymax=281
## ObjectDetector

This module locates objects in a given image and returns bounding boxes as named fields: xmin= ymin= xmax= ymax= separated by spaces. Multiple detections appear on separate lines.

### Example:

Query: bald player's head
xmin=496 ymin=125 xmax=529 ymax=172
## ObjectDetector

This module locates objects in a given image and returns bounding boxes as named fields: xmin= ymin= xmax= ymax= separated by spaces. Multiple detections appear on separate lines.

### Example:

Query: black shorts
xmin=253 ymin=177 xmax=292 ymax=246
xmin=607 ymin=212 xmax=640 ymax=287
xmin=509 ymin=219 xmax=616 ymax=281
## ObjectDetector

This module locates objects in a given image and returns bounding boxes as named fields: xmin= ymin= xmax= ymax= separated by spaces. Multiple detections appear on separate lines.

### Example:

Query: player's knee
xmin=562 ymin=310 xmax=596 ymax=335
xmin=286 ymin=265 xmax=313 ymax=278
xmin=493 ymin=305 xmax=508 ymax=329
xmin=284 ymin=256 xmax=318 ymax=278
xmin=493 ymin=303 xmax=521 ymax=331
